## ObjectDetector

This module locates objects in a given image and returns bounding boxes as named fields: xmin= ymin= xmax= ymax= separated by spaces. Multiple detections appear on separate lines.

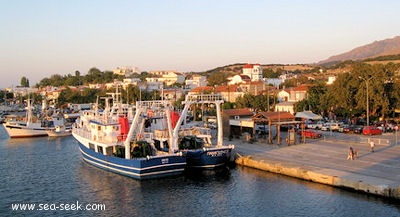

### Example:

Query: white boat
xmin=2 ymin=100 xmax=64 ymax=138
xmin=72 ymin=96 xmax=186 ymax=180
xmin=46 ymin=125 xmax=72 ymax=137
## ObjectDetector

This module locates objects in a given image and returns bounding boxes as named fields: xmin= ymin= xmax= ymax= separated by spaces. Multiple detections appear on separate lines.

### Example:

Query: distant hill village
xmin=3 ymin=64 xmax=337 ymax=117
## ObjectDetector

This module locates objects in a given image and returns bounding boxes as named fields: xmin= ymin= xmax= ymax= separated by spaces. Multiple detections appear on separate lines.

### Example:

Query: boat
xmin=2 ymin=100 xmax=65 ymax=138
xmin=46 ymin=112 xmax=80 ymax=137
xmin=172 ymin=93 xmax=235 ymax=169
xmin=72 ymin=97 xmax=187 ymax=180
xmin=46 ymin=124 xmax=72 ymax=137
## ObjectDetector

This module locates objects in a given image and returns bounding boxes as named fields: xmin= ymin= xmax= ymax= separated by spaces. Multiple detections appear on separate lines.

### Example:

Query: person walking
xmin=347 ymin=146 xmax=355 ymax=160
xmin=370 ymin=140 xmax=375 ymax=152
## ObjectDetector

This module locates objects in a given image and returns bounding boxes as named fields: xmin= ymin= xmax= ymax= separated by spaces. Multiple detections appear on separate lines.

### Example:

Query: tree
xmin=20 ymin=76 xmax=30 ymax=87
xmin=294 ymin=84 xmax=327 ymax=114
xmin=207 ymin=72 xmax=229 ymax=86
xmin=235 ymin=93 xmax=272 ymax=111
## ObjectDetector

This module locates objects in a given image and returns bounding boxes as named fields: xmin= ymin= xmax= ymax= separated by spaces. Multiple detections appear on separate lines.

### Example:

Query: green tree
xmin=294 ymin=84 xmax=327 ymax=114
xmin=20 ymin=76 xmax=30 ymax=87
xmin=207 ymin=72 xmax=228 ymax=86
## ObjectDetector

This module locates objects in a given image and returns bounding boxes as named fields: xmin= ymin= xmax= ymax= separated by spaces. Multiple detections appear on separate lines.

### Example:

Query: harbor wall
xmin=235 ymin=155 xmax=400 ymax=200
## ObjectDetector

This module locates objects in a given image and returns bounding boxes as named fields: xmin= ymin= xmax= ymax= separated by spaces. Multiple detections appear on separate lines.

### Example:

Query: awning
xmin=295 ymin=111 xmax=322 ymax=120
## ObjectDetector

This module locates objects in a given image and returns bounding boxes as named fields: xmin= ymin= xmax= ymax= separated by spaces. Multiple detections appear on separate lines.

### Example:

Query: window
xmin=89 ymin=143 xmax=95 ymax=151
xmin=97 ymin=146 xmax=103 ymax=154
xmin=105 ymin=147 xmax=113 ymax=156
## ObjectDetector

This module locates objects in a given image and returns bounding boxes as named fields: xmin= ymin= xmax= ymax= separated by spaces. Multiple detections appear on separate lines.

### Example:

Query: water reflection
xmin=1 ymin=132 xmax=399 ymax=217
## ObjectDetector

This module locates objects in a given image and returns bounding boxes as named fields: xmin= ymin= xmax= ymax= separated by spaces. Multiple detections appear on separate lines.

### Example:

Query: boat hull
xmin=182 ymin=146 xmax=233 ymax=169
xmin=2 ymin=123 xmax=48 ymax=138
xmin=77 ymin=142 xmax=186 ymax=180
xmin=46 ymin=129 xmax=72 ymax=137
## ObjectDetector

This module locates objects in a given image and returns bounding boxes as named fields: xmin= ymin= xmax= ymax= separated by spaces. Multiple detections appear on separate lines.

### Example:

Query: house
xmin=288 ymin=85 xmax=310 ymax=102
xmin=275 ymin=101 xmax=295 ymax=114
xmin=162 ymin=71 xmax=185 ymax=86
xmin=113 ymin=66 xmax=139 ymax=77
xmin=185 ymin=74 xmax=208 ymax=89
xmin=160 ymin=88 xmax=184 ymax=101
xmin=214 ymin=85 xmax=244 ymax=102
xmin=327 ymin=76 xmax=336 ymax=85
xmin=222 ymin=108 xmax=255 ymax=138
xmin=146 ymin=71 xmax=185 ymax=86
xmin=277 ymin=89 xmax=290 ymax=102
xmin=239 ymin=81 xmax=267 ymax=95
xmin=227 ymin=74 xmax=251 ymax=85
xmin=274 ymin=85 xmax=312 ymax=114
xmin=242 ymin=64 xmax=263 ymax=81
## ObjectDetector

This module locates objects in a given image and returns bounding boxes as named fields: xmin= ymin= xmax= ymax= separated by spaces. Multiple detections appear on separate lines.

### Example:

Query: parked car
xmin=353 ymin=125 xmax=364 ymax=134
xmin=297 ymin=129 xmax=322 ymax=139
xmin=306 ymin=121 xmax=325 ymax=130
xmin=362 ymin=126 xmax=382 ymax=135
xmin=338 ymin=124 xmax=349 ymax=133
xmin=342 ymin=125 xmax=355 ymax=134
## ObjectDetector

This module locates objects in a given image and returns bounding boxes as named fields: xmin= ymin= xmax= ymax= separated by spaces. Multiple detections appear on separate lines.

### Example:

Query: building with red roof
xmin=242 ymin=63 xmax=263 ymax=82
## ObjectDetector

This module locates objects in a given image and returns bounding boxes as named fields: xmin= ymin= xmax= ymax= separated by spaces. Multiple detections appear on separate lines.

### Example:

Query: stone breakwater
xmin=232 ymin=138 xmax=400 ymax=199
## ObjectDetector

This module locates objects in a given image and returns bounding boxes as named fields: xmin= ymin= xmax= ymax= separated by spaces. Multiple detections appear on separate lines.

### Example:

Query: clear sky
xmin=1 ymin=0 xmax=399 ymax=88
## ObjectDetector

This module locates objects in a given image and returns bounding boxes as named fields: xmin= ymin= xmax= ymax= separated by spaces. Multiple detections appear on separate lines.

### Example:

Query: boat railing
xmin=73 ymin=127 xmax=119 ymax=144
xmin=135 ymin=100 xmax=174 ymax=110
xmin=184 ymin=93 xmax=224 ymax=104
xmin=179 ymin=127 xmax=211 ymax=137
xmin=136 ymin=132 xmax=154 ymax=141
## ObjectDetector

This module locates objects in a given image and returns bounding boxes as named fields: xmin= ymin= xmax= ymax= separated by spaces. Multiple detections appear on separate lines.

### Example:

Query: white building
xmin=185 ymin=74 xmax=208 ymax=89
xmin=277 ymin=89 xmax=290 ymax=102
xmin=113 ymin=66 xmax=139 ymax=77
xmin=327 ymin=76 xmax=336 ymax=85
xmin=227 ymin=75 xmax=251 ymax=85
xmin=146 ymin=71 xmax=185 ymax=86
xmin=242 ymin=64 xmax=263 ymax=82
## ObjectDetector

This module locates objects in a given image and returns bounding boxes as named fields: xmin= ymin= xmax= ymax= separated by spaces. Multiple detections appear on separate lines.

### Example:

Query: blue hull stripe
xmin=81 ymin=153 xmax=184 ymax=179
xmin=80 ymin=146 xmax=186 ymax=171
xmin=78 ymin=144 xmax=186 ymax=179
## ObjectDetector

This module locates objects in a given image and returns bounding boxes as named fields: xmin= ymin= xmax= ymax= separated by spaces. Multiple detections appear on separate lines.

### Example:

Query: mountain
xmin=318 ymin=36 xmax=400 ymax=65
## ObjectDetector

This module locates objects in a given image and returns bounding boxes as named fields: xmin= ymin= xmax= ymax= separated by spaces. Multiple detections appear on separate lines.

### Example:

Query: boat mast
xmin=172 ymin=93 xmax=224 ymax=148
xmin=26 ymin=98 xmax=32 ymax=125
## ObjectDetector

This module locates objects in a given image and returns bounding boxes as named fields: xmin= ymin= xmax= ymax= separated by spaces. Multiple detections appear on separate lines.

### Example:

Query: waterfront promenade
xmin=230 ymin=132 xmax=400 ymax=199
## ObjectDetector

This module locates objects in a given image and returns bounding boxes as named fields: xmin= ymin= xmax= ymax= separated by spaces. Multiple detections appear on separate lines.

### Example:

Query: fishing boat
xmin=172 ymin=93 xmax=234 ymax=169
xmin=2 ymin=100 xmax=64 ymax=138
xmin=72 ymin=98 xmax=186 ymax=180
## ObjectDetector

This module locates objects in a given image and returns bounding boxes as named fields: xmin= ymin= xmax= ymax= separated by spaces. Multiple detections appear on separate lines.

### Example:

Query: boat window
xmin=105 ymin=147 xmax=113 ymax=156
xmin=97 ymin=146 xmax=103 ymax=154
xmin=89 ymin=143 xmax=95 ymax=151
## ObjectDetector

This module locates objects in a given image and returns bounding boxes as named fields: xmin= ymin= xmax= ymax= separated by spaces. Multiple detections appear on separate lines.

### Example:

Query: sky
xmin=1 ymin=0 xmax=399 ymax=88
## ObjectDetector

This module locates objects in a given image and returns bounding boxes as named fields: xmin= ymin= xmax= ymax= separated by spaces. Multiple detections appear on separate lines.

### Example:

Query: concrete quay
xmin=230 ymin=133 xmax=400 ymax=199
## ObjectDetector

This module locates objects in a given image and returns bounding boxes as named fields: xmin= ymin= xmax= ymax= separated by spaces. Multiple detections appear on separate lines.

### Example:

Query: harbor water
xmin=0 ymin=126 xmax=399 ymax=217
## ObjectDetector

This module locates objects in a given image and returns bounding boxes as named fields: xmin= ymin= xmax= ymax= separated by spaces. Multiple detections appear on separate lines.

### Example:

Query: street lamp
xmin=358 ymin=76 xmax=374 ymax=126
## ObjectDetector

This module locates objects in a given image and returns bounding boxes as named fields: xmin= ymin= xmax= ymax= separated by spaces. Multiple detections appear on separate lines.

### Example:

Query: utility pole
xmin=359 ymin=76 xmax=374 ymax=126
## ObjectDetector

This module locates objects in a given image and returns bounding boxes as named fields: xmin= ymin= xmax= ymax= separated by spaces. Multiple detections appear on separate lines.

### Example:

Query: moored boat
xmin=172 ymin=93 xmax=234 ymax=169
xmin=72 ymin=98 xmax=186 ymax=180
xmin=46 ymin=125 xmax=72 ymax=137
xmin=2 ymin=100 xmax=64 ymax=138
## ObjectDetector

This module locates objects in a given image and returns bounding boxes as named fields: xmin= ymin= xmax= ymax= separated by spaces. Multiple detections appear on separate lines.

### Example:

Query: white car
xmin=322 ymin=122 xmax=342 ymax=131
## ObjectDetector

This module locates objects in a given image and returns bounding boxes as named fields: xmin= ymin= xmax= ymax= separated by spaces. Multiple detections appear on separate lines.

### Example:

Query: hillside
xmin=319 ymin=36 xmax=400 ymax=65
